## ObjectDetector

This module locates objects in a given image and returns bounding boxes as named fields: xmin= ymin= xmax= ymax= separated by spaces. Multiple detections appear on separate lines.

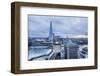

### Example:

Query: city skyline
xmin=28 ymin=15 xmax=88 ymax=60
xmin=28 ymin=15 xmax=88 ymax=38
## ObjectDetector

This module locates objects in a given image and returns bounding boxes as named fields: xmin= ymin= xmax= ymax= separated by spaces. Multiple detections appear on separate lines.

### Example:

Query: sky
xmin=28 ymin=15 xmax=88 ymax=38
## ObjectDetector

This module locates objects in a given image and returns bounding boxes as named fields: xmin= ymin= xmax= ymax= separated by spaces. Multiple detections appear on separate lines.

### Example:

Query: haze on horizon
xmin=28 ymin=15 xmax=88 ymax=38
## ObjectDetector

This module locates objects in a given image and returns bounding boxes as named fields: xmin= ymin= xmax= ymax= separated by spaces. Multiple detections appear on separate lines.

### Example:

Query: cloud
xmin=28 ymin=15 xmax=88 ymax=38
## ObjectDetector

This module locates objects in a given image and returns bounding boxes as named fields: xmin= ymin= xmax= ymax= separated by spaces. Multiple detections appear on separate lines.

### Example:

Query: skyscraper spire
xmin=49 ymin=21 xmax=53 ymax=43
